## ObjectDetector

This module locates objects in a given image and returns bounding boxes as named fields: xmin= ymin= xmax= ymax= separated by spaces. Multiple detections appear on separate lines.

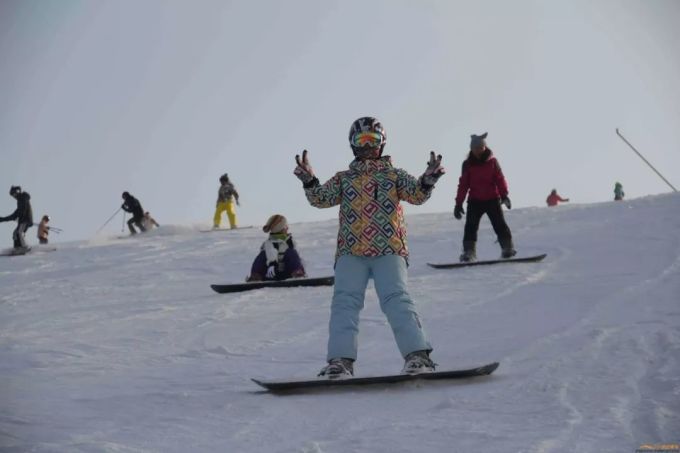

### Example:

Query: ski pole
xmin=95 ymin=207 xmax=122 ymax=234
xmin=122 ymin=212 xmax=126 ymax=233
xmin=616 ymin=128 xmax=678 ymax=192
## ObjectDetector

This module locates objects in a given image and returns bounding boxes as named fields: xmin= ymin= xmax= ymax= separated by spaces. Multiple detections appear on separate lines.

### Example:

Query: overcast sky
xmin=1 ymin=0 xmax=679 ymax=245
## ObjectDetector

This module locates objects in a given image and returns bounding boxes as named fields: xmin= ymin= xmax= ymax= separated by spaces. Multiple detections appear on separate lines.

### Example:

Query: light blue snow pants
xmin=327 ymin=254 xmax=432 ymax=361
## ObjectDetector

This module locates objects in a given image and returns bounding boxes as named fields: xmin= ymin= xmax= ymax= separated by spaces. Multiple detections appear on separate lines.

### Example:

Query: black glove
xmin=420 ymin=151 xmax=445 ymax=187
xmin=501 ymin=197 xmax=511 ymax=209
xmin=294 ymin=150 xmax=316 ymax=185
xmin=454 ymin=204 xmax=465 ymax=220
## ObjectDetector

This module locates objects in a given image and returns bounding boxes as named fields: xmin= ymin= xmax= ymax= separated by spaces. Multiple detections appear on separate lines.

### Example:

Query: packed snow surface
xmin=1 ymin=194 xmax=679 ymax=452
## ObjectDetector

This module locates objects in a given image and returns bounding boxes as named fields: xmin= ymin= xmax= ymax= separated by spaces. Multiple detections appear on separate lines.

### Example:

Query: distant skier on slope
xmin=37 ymin=215 xmax=51 ymax=244
xmin=614 ymin=182 xmax=625 ymax=201
xmin=453 ymin=132 xmax=516 ymax=262
xmin=213 ymin=174 xmax=240 ymax=229
xmin=546 ymin=189 xmax=570 ymax=207
xmin=246 ymin=214 xmax=306 ymax=282
xmin=294 ymin=116 xmax=445 ymax=379
xmin=121 ymin=192 xmax=146 ymax=235
xmin=0 ymin=186 xmax=33 ymax=251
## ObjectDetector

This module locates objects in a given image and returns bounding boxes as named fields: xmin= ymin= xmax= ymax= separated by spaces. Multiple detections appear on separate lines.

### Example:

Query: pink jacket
xmin=455 ymin=150 xmax=509 ymax=205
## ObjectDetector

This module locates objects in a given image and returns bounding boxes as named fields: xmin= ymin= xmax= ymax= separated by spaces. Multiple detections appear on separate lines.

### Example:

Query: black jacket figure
xmin=0 ymin=186 xmax=34 ymax=249
xmin=121 ymin=192 xmax=146 ymax=235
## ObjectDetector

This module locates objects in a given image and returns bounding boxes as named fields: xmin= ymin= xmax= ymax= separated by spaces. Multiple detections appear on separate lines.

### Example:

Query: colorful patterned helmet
xmin=349 ymin=117 xmax=387 ymax=157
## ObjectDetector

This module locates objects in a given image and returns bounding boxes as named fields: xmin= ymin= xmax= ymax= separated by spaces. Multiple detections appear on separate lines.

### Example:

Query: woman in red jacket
xmin=453 ymin=133 xmax=515 ymax=262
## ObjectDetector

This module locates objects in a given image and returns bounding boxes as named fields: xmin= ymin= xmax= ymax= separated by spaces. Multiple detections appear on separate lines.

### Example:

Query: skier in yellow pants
xmin=213 ymin=173 xmax=240 ymax=229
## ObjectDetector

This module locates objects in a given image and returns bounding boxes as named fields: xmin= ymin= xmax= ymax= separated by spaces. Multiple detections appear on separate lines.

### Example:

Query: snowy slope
xmin=1 ymin=194 xmax=679 ymax=453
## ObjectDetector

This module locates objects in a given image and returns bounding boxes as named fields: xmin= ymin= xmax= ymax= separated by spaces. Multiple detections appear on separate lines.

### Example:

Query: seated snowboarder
xmin=0 ymin=186 xmax=33 ymax=252
xmin=246 ymin=214 xmax=306 ymax=282
xmin=121 ymin=191 xmax=146 ymax=235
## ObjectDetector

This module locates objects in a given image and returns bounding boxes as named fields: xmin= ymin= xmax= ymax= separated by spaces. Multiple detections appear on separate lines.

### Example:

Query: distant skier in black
xmin=121 ymin=192 xmax=146 ymax=235
xmin=0 ymin=186 xmax=34 ymax=250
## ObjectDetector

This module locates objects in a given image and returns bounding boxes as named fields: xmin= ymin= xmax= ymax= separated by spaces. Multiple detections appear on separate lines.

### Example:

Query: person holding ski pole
xmin=246 ymin=214 xmax=306 ymax=282
xmin=546 ymin=189 xmax=569 ymax=207
xmin=294 ymin=116 xmax=445 ymax=379
xmin=37 ymin=215 xmax=52 ymax=244
xmin=121 ymin=191 xmax=146 ymax=235
xmin=0 ymin=186 xmax=33 ymax=251
xmin=453 ymin=132 xmax=516 ymax=262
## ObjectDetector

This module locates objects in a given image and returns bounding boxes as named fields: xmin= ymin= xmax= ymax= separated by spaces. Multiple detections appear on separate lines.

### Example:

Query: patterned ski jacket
xmin=455 ymin=149 xmax=509 ymax=205
xmin=303 ymin=156 xmax=433 ymax=260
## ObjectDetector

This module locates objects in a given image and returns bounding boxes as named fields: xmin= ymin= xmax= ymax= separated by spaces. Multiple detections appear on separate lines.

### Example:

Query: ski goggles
xmin=351 ymin=131 xmax=384 ymax=148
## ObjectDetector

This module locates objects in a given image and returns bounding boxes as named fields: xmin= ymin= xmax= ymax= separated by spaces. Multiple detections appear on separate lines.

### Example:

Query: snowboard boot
xmin=318 ymin=358 xmax=354 ymax=379
xmin=459 ymin=241 xmax=477 ymax=262
xmin=499 ymin=237 xmax=517 ymax=259
xmin=402 ymin=350 xmax=437 ymax=375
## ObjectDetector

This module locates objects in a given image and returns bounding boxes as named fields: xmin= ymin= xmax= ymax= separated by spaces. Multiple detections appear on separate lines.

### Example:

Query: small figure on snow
xmin=213 ymin=174 xmax=240 ymax=229
xmin=546 ymin=189 xmax=569 ymax=207
xmin=294 ymin=116 xmax=445 ymax=379
xmin=142 ymin=211 xmax=160 ymax=231
xmin=453 ymin=132 xmax=516 ymax=262
xmin=0 ymin=186 xmax=33 ymax=251
xmin=37 ymin=215 xmax=51 ymax=244
xmin=614 ymin=182 xmax=625 ymax=201
xmin=246 ymin=214 xmax=306 ymax=282
xmin=121 ymin=191 xmax=146 ymax=235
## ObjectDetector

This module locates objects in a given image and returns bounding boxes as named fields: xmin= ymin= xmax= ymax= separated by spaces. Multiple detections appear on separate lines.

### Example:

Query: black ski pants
xmin=127 ymin=216 xmax=147 ymax=234
xmin=463 ymin=199 xmax=512 ymax=244
xmin=13 ymin=222 xmax=31 ymax=248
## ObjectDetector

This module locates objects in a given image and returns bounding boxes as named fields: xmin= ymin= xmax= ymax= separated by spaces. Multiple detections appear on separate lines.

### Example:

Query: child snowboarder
xmin=246 ymin=214 xmax=306 ymax=282
xmin=614 ymin=182 xmax=625 ymax=201
xmin=0 ymin=186 xmax=33 ymax=251
xmin=453 ymin=132 xmax=516 ymax=262
xmin=294 ymin=116 xmax=445 ymax=378
xmin=546 ymin=189 xmax=570 ymax=207
xmin=213 ymin=174 xmax=240 ymax=229
xmin=121 ymin=191 xmax=146 ymax=235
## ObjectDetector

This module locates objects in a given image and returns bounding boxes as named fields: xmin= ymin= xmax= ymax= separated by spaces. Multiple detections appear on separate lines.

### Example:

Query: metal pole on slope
xmin=616 ymin=128 xmax=678 ymax=192
xmin=95 ymin=207 xmax=122 ymax=234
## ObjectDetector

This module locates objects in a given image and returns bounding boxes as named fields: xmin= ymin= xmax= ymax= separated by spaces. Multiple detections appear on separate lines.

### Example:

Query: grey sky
xmin=1 ymin=0 xmax=678 ymax=245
